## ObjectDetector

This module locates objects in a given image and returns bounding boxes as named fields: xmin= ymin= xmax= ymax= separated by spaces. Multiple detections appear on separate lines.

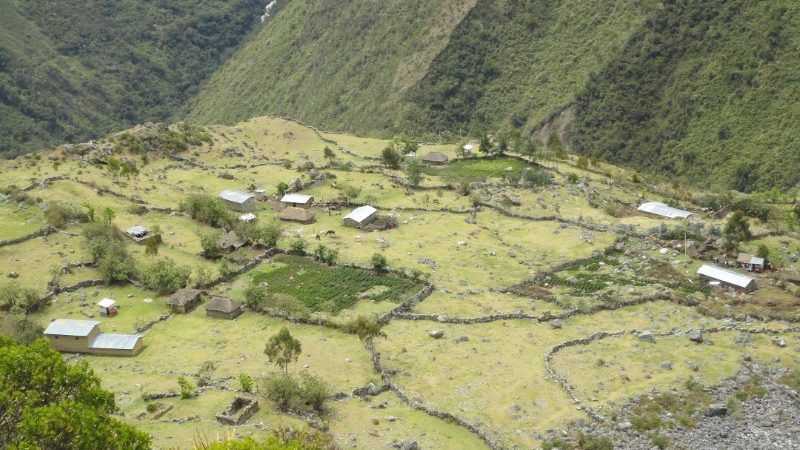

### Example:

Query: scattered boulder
xmin=704 ymin=403 xmax=728 ymax=417
xmin=428 ymin=330 xmax=444 ymax=339
xmin=661 ymin=361 xmax=672 ymax=370
xmin=353 ymin=382 xmax=389 ymax=397
xmin=399 ymin=439 xmax=419 ymax=450
xmin=550 ymin=319 xmax=562 ymax=329
xmin=453 ymin=336 xmax=469 ymax=344
xmin=637 ymin=330 xmax=656 ymax=343
xmin=688 ymin=330 xmax=703 ymax=343
xmin=772 ymin=337 xmax=787 ymax=348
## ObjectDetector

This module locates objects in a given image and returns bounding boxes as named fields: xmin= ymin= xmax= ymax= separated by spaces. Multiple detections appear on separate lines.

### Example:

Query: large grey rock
xmin=399 ymin=439 xmax=419 ymax=450
xmin=688 ymin=329 xmax=704 ymax=343
xmin=772 ymin=337 xmax=787 ymax=348
xmin=638 ymin=330 xmax=656 ymax=343
xmin=704 ymin=403 xmax=728 ymax=417
xmin=428 ymin=329 xmax=444 ymax=339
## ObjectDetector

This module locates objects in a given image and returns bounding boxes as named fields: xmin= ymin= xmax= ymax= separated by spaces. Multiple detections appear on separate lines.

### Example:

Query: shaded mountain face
xmin=0 ymin=0 xmax=264 ymax=156
xmin=4 ymin=0 xmax=799 ymax=191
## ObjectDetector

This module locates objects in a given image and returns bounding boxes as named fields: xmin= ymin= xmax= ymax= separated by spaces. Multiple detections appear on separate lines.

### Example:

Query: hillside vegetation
xmin=570 ymin=0 xmax=800 ymax=192
xmin=0 ymin=0 xmax=264 ymax=156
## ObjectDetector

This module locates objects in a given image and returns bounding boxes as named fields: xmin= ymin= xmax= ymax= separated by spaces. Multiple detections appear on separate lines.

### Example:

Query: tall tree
xmin=264 ymin=328 xmax=302 ymax=375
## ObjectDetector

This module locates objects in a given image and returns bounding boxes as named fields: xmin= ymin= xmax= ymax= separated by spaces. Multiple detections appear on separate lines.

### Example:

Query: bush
xmin=313 ymin=244 xmax=338 ymax=265
xmin=177 ymin=376 xmax=195 ymax=399
xmin=236 ymin=221 xmax=281 ymax=247
xmin=567 ymin=172 xmax=579 ymax=184
xmin=575 ymin=433 xmax=613 ymax=450
xmin=265 ymin=374 xmax=301 ymax=411
xmin=140 ymin=258 xmax=191 ymax=293
xmin=520 ymin=167 xmax=553 ymax=187
xmin=200 ymin=231 xmax=223 ymax=259
xmin=44 ymin=201 xmax=89 ymax=228
xmin=756 ymin=243 xmax=770 ymax=258
xmin=12 ymin=316 xmax=45 ymax=344
xmin=381 ymin=146 xmax=402 ymax=169
xmin=370 ymin=253 xmax=387 ymax=272
xmin=83 ymin=223 xmax=135 ymax=283
xmin=0 ymin=282 xmax=45 ymax=313
xmin=289 ymin=238 xmax=307 ymax=255
xmin=181 ymin=194 xmax=234 ymax=227
xmin=647 ymin=433 xmax=669 ymax=450
xmin=345 ymin=315 xmax=386 ymax=342
xmin=300 ymin=372 xmax=329 ymax=413
xmin=239 ymin=373 xmax=254 ymax=393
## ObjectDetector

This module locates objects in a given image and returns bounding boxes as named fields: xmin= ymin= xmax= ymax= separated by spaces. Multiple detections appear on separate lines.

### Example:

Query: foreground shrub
xmin=140 ymin=258 xmax=191 ymax=293
xmin=181 ymin=194 xmax=234 ymax=227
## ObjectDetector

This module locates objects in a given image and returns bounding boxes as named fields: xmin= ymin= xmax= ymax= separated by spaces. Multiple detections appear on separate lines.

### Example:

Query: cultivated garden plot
xmin=1 ymin=116 xmax=799 ymax=449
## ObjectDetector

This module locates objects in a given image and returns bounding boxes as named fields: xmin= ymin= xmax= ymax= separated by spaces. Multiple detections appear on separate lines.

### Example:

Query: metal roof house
xmin=44 ymin=319 xmax=143 ymax=356
xmin=219 ymin=190 xmax=256 ymax=212
xmin=422 ymin=151 xmax=449 ymax=165
xmin=343 ymin=205 xmax=378 ymax=228
xmin=279 ymin=206 xmax=316 ymax=224
xmin=737 ymin=254 xmax=766 ymax=273
xmin=637 ymin=201 xmax=692 ymax=219
xmin=697 ymin=264 xmax=756 ymax=293
xmin=280 ymin=193 xmax=314 ymax=209
xmin=97 ymin=298 xmax=118 ymax=317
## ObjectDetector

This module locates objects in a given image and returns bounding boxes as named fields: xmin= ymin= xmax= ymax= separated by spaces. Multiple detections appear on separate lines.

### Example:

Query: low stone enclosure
xmin=216 ymin=396 xmax=259 ymax=425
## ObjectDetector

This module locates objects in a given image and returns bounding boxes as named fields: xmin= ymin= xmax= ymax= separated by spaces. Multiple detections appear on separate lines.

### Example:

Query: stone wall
xmin=0 ymin=226 xmax=56 ymax=248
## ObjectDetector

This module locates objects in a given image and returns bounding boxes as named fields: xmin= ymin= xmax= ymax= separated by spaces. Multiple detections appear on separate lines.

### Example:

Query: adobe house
xmin=280 ymin=193 xmax=314 ymax=209
xmin=206 ymin=296 xmax=243 ymax=320
xmin=166 ymin=289 xmax=203 ymax=313
xmin=737 ymin=253 xmax=766 ymax=273
xmin=422 ymin=151 xmax=449 ymax=165
xmin=343 ymin=205 xmax=378 ymax=228
xmin=125 ymin=225 xmax=161 ymax=244
xmin=218 ymin=230 xmax=246 ymax=252
xmin=218 ymin=190 xmax=256 ymax=212
xmin=279 ymin=206 xmax=315 ymax=224
xmin=43 ymin=319 xmax=143 ymax=356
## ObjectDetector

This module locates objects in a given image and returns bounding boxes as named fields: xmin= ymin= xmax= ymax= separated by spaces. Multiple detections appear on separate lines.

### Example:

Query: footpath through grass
xmin=251 ymin=255 xmax=420 ymax=312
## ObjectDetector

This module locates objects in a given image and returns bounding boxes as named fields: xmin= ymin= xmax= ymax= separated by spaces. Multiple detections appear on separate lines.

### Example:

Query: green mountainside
xmin=3 ymin=0 xmax=800 ymax=191
xmin=0 ymin=0 xmax=264 ymax=156
xmin=569 ymin=0 xmax=800 ymax=192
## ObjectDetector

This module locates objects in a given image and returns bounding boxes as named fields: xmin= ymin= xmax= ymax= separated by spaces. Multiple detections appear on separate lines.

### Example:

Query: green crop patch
xmin=250 ymin=255 xmax=421 ymax=312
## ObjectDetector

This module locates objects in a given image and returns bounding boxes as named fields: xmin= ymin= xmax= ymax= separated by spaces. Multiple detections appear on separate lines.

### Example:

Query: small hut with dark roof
xmin=422 ymin=151 xmax=449 ymax=165
xmin=218 ymin=230 xmax=246 ymax=252
xmin=279 ymin=206 xmax=316 ymax=224
xmin=205 ymin=296 xmax=244 ymax=320
xmin=166 ymin=288 xmax=204 ymax=313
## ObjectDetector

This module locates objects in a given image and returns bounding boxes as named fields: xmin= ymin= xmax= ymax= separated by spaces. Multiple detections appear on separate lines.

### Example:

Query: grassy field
xmin=1 ymin=116 xmax=799 ymax=449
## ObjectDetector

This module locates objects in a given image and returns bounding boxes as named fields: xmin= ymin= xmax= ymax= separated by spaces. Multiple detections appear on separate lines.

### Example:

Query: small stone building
xmin=279 ymin=206 xmax=315 ymax=224
xmin=422 ymin=151 xmax=449 ymax=165
xmin=206 ymin=296 xmax=244 ymax=320
xmin=166 ymin=289 xmax=203 ymax=313
xmin=218 ymin=230 xmax=246 ymax=252
xmin=280 ymin=193 xmax=314 ymax=209
xmin=218 ymin=190 xmax=256 ymax=212
xmin=737 ymin=253 xmax=766 ymax=273
xmin=216 ymin=396 xmax=259 ymax=425
xmin=343 ymin=205 xmax=378 ymax=228
xmin=43 ymin=319 xmax=143 ymax=356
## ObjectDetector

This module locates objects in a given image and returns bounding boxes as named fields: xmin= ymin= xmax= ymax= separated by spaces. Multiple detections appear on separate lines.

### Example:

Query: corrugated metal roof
xmin=44 ymin=319 xmax=99 ymax=337
xmin=90 ymin=333 xmax=141 ymax=350
xmin=637 ymin=201 xmax=692 ymax=219
xmin=219 ymin=190 xmax=254 ymax=204
xmin=280 ymin=193 xmax=313 ymax=204
xmin=697 ymin=264 xmax=754 ymax=288
xmin=126 ymin=225 xmax=148 ymax=236
xmin=97 ymin=298 xmax=116 ymax=308
xmin=344 ymin=205 xmax=377 ymax=223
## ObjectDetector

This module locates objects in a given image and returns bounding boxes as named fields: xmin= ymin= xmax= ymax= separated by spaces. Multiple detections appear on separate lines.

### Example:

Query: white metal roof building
xmin=343 ymin=205 xmax=378 ymax=228
xmin=97 ymin=298 xmax=116 ymax=309
xmin=280 ymin=193 xmax=313 ymax=206
xmin=697 ymin=264 xmax=756 ymax=292
xmin=126 ymin=225 xmax=148 ymax=236
xmin=637 ymin=201 xmax=693 ymax=219
xmin=44 ymin=319 xmax=100 ymax=337
xmin=219 ymin=190 xmax=255 ymax=204
xmin=89 ymin=333 xmax=142 ymax=350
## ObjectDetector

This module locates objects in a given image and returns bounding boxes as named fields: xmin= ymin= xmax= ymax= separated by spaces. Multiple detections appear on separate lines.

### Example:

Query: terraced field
xmin=1 ymin=117 xmax=798 ymax=449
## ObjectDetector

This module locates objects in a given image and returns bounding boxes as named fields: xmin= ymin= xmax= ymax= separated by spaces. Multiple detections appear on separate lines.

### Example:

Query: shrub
xmin=0 ymin=282 xmax=45 ymax=313
xmin=313 ymin=244 xmax=338 ymax=265
xmin=180 ymin=194 xmax=234 ymax=227
xmin=405 ymin=158 xmax=424 ymax=187
xmin=177 ymin=376 xmax=195 ymax=399
xmin=778 ymin=369 xmax=800 ymax=391
xmin=12 ymin=316 xmax=44 ymax=344
xmin=239 ymin=373 xmax=254 ymax=393
xmin=520 ymin=167 xmax=553 ymax=187
xmin=237 ymin=221 xmax=281 ymax=247
xmin=370 ymin=253 xmax=387 ymax=272
xmin=140 ymin=258 xmax=191 ymax=293
xmin=381 ymin=146 xmax=402 ymax=169
xmin=96 ymin=241 xmax=136 ymax=283
xmin=345 ymin=315 xmax=386 ymax=342
xmin=756 ymin=243 xmax=770 ymax=258
xmin=289 ymin=238 xmax=307 ymax=255
xmin=575 ymin=433 xmax=613 ymax=450
xmin=265 ymin=375 xmax=301 ymax=411
xmin=567 ymin=172 xmax=579 ymax=184
xmin=44 ymin=201 xmax=88 ymax=227
xmin=200 ymin=231 xmax=223 ymax=259
xmin=300 ymin=372 xmax=329 ymax=413
xmin=647 ymin=433 xmax=669 ymax=450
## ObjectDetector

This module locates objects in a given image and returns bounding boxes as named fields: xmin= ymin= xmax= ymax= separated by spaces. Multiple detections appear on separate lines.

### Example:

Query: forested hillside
xmin=0 ymin=0 xmax=264 ymax=156
xmin=570 ymin=0 xmax=800 ymax=192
